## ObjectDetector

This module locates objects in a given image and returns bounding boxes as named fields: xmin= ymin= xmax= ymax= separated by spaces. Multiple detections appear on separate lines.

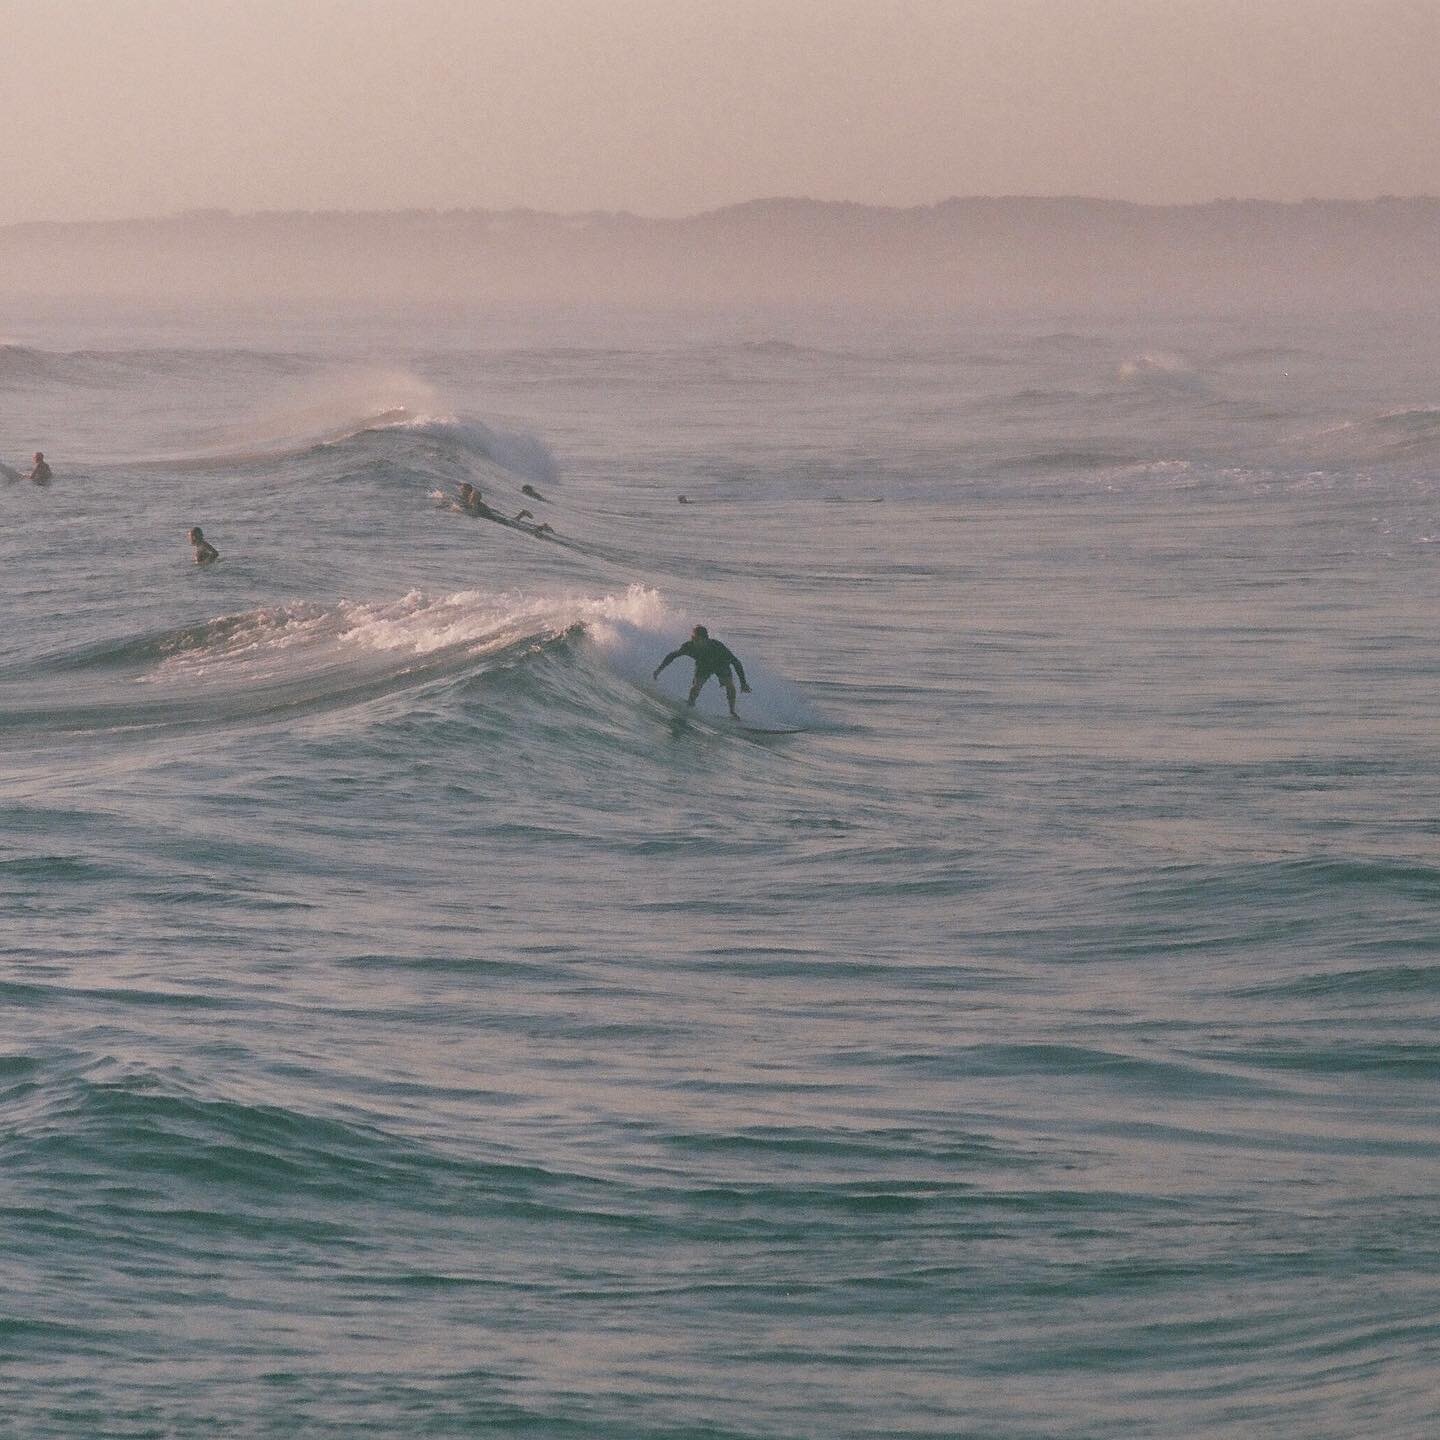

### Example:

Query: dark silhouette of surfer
xmin=456 ymin=483 xmax=560 ymax=542
xmin=28 ymin=451 xmax=52 ymax=485
xmin=653 ymin=625 xmax=751 ymax=717
xmin=457 ymin=482 xmax=499 ymax=519
xmin=188 ymin=526 xmax=219 ymax=564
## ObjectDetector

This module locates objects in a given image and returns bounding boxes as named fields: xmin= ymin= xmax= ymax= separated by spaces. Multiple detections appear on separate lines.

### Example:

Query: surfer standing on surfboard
xmin=653 ymin=625 xmax=751 ymax=718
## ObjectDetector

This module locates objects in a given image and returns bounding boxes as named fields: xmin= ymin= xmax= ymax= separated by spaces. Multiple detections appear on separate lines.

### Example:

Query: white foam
xmin=146 ymin=588 xmax=562 ymax=685
xmin=143 ymin=582 xmax=814 ymax=729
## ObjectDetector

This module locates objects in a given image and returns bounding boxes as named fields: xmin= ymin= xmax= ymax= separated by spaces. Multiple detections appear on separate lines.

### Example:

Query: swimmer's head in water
xmin=691 ymin=625 xmax=709 ymax=641
xmin=188 ymin=527 xmax=204 ymax=543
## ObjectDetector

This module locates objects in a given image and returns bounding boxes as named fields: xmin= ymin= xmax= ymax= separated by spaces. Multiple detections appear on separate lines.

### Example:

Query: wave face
xmin=2 ymin=304 xmax=1439 ymax=1439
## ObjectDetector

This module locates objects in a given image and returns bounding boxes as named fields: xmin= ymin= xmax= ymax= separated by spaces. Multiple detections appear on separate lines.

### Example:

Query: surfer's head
xmin=188 ymin=527 xmax=204 ymax=543
xmin=691 ymin=625 xmax=709 ymax=641
xmin=32 ymin=452 xmax=43 ymax=463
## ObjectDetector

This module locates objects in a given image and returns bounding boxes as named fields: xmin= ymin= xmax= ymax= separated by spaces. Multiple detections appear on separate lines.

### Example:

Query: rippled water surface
xmin=2 ymin=304 xmax=1438 ymax=1437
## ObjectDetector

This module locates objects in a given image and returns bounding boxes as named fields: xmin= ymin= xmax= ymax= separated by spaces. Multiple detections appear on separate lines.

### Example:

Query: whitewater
xmin=2 ymin=303 xmax=1438 ymax=1438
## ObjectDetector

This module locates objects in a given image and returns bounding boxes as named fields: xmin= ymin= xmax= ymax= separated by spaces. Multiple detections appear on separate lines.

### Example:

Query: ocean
xmin=2 ymin=301 xmax=1437 ymax=1438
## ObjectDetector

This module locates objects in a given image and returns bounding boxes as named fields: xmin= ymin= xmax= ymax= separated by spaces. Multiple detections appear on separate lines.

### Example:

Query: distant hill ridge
xmin=4 ymin=196 xmax=1437 ymax=307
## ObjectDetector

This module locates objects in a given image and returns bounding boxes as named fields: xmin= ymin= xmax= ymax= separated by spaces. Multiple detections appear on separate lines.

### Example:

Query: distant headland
xmin=3 ymin=196 xmax=1437 ymax=309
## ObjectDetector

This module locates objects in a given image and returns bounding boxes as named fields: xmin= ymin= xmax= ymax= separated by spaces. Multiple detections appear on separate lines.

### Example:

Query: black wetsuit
xmin=658 ymin=637 xmax=748 ymax=691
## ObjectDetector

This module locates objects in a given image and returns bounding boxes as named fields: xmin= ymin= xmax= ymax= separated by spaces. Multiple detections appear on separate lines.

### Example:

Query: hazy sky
xmin=4 ymin=0 xmax=1437 ymax=224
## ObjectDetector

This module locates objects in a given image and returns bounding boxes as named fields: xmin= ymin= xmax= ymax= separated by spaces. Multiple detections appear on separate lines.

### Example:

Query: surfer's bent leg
xmin=721 ymin=674 xmax=738 ymax=716
xmin=687 ymin=668 xmax=714 ymax=707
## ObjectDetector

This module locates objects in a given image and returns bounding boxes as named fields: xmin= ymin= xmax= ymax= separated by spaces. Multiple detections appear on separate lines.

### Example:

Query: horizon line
xmin=5 ymin=192 xmax=1439 ymax=231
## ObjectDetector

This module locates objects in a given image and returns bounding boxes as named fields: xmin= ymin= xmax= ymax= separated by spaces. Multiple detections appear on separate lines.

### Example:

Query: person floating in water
xmin=653 ymin=625 xmax=751 ymax=717
xmin=28 ymin=451 xmax=52 ymax=484
xmin=188 ymin=526 xmax=219 ymax=564
xmin=520 ymin=483 xmax=549 ymax=502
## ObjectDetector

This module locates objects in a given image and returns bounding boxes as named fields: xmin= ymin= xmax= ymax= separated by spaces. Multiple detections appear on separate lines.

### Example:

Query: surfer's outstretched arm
xmin=652 ymin=647 xmax=685 ymax=680
xmin=718 ymin=644 xmax=750 ymax=692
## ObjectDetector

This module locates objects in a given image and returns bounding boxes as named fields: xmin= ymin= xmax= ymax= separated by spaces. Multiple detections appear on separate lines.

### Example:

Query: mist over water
xmin=3 ymin=299 xmax=1439 ymax=1437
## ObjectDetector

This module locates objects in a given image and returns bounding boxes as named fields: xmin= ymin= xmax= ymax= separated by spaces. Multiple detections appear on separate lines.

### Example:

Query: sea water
xmin=2 ymin=302 xmax=1438 ymax=1438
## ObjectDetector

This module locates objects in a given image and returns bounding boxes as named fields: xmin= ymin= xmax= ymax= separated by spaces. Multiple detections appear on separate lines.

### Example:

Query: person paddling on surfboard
xmin=457 ymin=482 xmax=497 ymax=518
xmin=653 ymin=625 xmax=751 ymax=718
